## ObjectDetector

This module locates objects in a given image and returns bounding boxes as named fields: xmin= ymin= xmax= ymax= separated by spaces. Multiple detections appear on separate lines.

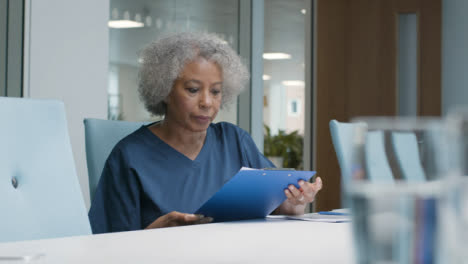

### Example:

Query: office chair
xmin=364 ymin=131 xmax=395 ymax=183
xmin=0 ymin=97 xmax=91 ymax=242
xmin=330 ymin=120 xmax=394 ymax=186
xmin=329 ymin=120 xmax=367 ymax=188
xmin=84 ymin=118 xmax=146 ymax=201
xmin=390 ymin=132 xmax=426 ymax=182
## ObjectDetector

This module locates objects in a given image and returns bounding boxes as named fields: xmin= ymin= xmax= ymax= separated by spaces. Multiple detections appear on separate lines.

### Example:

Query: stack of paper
xmin=286 ymin=213 xmax=351 ymax=223
xmin=270 ymin=209 xmax=351 ymax=223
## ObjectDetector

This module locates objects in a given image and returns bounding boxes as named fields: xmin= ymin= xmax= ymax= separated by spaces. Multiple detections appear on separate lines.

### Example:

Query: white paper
xmin=285 ymin=213 xmax=351 ymax=223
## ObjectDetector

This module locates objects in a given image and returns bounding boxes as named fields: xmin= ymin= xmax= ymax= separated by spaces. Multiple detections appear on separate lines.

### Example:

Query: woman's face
xmin=165 ymin=57 xmax=223 ymax=133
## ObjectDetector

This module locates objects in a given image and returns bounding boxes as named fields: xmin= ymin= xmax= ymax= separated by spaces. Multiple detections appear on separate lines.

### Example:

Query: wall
xmin=25 ymin=0 xmax=109 ymax=208
xmin=117 ymin=63 xmax=152 ymax=121
xmin=442 ymin=0 xmax=468 ymax=114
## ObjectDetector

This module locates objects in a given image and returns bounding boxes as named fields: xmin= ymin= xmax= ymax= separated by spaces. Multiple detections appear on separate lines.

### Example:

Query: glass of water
xmin=447 ymin=108 xmax=468 ymax=263
xmin=345 ymin=117 xmax=462 ymax=264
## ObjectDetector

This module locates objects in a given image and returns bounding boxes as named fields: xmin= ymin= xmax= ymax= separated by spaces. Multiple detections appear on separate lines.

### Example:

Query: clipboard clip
xmin=263 ymin=168 xmax=296 ymax=171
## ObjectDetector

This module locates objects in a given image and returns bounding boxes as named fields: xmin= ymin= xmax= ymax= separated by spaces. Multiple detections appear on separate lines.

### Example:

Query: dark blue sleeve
xmin=88 ymin=148 xmax=142 ymax=233
xmin=239 ymin=131 xmax=275 ymax=169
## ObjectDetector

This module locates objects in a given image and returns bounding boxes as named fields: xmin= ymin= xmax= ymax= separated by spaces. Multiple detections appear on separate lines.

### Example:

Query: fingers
xmin=183 ymin=214 xmax=213 ymax=225
xmin=163 ymin=211 xmax=186 ymax=227
xmin=300 ymin=177 xmax=323 ymax=202
xmin=196 ymin=216 xmax=214 ymax=224
xmin=284 ymin=177 xmax=323 ymax=205
xmin=183 ymin=213 xmax=201 ymax=222
xmin=314 ymin=177 xmax=323 ymax=191
xmin=162 ymin=212 xmax=213 ymax=228
xmin=284 ymin=184 xmax=305 ymax=205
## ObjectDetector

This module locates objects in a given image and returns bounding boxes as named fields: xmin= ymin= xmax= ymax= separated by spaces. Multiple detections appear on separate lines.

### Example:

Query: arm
xmin=88 ymin=149 xmax=142 ymax=233
xmin=238 ymin=128 xmax=322 ymax=215
xmin=236 ymin=126 xmax=323 ymax=215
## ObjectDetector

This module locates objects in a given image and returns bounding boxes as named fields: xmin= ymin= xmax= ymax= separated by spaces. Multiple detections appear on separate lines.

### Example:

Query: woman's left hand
xmin=275 ymin=177 xmax=323 ymax=215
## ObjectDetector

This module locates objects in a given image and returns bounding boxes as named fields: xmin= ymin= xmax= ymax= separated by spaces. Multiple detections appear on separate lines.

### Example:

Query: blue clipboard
xmin=195 ymin=168 xmax=316 ymax=222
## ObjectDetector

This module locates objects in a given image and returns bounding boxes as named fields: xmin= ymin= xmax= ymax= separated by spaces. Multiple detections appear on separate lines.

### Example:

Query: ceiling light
xmin=263 ymin=74 xmax=271 ymax=81
xmin=108 ymin=20 xmax=144 ymax=29
xmin=263 ymin=53 xmax=291 ymax=60
xmin=301 ymin=9 xmax=307 ymax=15
xmin=282 ymin=80 xmax=305 ymax=87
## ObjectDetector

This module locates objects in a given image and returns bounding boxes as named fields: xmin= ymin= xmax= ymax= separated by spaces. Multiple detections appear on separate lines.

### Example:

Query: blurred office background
xmin=1 ymin=0 xmax=468 ymax=211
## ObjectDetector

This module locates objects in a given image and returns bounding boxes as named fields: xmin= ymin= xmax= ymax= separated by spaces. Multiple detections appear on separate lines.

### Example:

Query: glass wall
xmin=0 ymin=0 xmax=6 ymax=96
xmin=0 ymin=0 xmax=24 ymax=97
xmin=263 ymin=0 xmax=307 ymax=169
xmin=108 ymin=0 xmax=240 ymax=123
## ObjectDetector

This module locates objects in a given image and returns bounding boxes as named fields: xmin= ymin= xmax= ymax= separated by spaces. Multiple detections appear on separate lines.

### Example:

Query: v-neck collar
xmin=141 ymin=123 xmax=213 ymax=165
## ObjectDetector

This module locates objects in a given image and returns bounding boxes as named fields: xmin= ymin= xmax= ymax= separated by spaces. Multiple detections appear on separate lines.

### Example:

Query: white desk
xmin=0 ymin=218 xmax=355 ymax=263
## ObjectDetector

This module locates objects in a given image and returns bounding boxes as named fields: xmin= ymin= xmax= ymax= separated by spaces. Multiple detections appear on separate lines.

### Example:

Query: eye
xmin=211 ymin=89 xmax=221 ymax=96
xmin=186 ymin=87 xmax=199 ymax=93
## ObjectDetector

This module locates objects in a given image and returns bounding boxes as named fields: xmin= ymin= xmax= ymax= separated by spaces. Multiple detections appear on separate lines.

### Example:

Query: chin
xmin=188 ymin=116 xmax=214 ymax=131
xmin=188 ymin=123 xmax=211 ymax=132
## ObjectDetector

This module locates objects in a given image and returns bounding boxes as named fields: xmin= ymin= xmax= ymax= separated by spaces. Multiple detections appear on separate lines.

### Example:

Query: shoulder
xmin=209 ymin=122 xmax=258 ymax=150
xmin=107 ymin=125 xmax=150 ymax=163
xmin=210 ymin=122 xmax=249 ymax=139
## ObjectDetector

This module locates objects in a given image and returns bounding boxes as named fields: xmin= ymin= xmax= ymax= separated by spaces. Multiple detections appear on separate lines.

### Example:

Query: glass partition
xmin=0 ymin=0 xmax=24 ymax=97
xmin=263 ymin=0 xmax=307 ymax=169
xmin=0 ymin=0 xmax=6 ymax=96
xmin=108 ymin=0 xmax=240 ymax=123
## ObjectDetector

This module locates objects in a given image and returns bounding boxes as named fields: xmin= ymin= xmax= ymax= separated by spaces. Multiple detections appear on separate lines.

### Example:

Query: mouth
xmin=193 ymin=115 xmax=211 ymax=123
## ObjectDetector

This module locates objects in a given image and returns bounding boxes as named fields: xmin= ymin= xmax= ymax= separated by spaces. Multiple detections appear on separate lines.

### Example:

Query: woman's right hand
xmin=145 ymin=211 xmax=213 ymax=229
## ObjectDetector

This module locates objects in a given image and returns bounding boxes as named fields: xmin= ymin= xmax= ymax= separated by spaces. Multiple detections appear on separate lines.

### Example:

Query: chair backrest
xmin=329 ymin=120 xmax=366 ymax=187
xmin=364 ymin=131 xmax=395 ymax=183
xmin=390 ymin=132 xmax=426 ymax=182
xmin=84 ymin=118 xmax=146 ymax=201
xmin=0 ymin=97 xmax=91 ymax=242
xmin=330 ymin=120 xmax=394 ymax=185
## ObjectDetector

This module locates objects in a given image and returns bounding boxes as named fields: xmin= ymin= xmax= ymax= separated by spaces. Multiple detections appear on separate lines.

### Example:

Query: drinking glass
xmin=345 ymin=117 xmax=461 ymax=264
xmin=447 ymin=108 xmax=468 ymax=263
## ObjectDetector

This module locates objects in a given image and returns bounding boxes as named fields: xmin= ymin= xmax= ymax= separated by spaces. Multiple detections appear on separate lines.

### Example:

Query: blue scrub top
xmin=88 ymin=122 xmax=273 ymax=233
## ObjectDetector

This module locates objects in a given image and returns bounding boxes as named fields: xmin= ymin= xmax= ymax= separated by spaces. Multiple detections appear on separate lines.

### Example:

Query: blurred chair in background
xmin=330 ymin=119 xmax=370 ymax=209
xmin=330 ymin=119 xmax=367 ymax=188
xmin=364 ymin=131 xmax=394 ymax=183
xmin=390 ymin=132 xmax=426 ymax=182
xmin=0 ymin=97 xmax=91 ymax=242
xmin=84 ymin=118 xmax=146 ymax=202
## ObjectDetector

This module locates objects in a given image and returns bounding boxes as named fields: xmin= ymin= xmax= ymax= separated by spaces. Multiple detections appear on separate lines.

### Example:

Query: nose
xmin=199 ymin=90 xmax=212 ymax=108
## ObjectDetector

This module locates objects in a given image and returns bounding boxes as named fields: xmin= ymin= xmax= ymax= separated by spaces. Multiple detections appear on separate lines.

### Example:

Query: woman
xmin=89 ymin=32 xmax=322 ymax=233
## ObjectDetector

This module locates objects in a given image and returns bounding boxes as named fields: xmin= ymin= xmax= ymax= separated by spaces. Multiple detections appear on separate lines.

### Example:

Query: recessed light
xmin=282 ymin=80 xmax=305 ymax=87
xmin=263 ymin=53 xmax=291 ymax=60
xmin=263 ymin=74 xmax=271 ymax=81
xmin=108 ymin=20 xmax=144 ymax=29
xmin=301 ymin=9 xmax=306 ymax=15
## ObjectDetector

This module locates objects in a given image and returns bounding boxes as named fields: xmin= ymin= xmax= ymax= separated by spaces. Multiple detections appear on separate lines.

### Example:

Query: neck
xmin=150 ymin=119 xmax=207 ymax=160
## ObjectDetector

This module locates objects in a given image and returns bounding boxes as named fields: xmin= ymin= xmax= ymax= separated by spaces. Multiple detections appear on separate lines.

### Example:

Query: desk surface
xmin=0 ymin=218 xmax=355 ymax=263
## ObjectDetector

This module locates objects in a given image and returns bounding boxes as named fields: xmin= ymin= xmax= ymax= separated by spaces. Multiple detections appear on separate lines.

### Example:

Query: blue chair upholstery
xmin=84 ymin=118 xmax=146 ymax=202
xmin=364 ymin=131 xmax=394 ymax=183
xmin=390 ymin=132 xmax=426 ymax=182
xmin=329 ymin=120 xmax=367 ymax=187
xmin=330 ymin=120 xmax=394 ymax=184
xmin=0 ymin=97 xmax=91 ymax=242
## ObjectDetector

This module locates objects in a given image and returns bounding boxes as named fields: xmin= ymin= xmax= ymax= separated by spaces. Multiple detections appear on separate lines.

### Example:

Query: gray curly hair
xmin=138 ymin=32 xmax=250 ymax=116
